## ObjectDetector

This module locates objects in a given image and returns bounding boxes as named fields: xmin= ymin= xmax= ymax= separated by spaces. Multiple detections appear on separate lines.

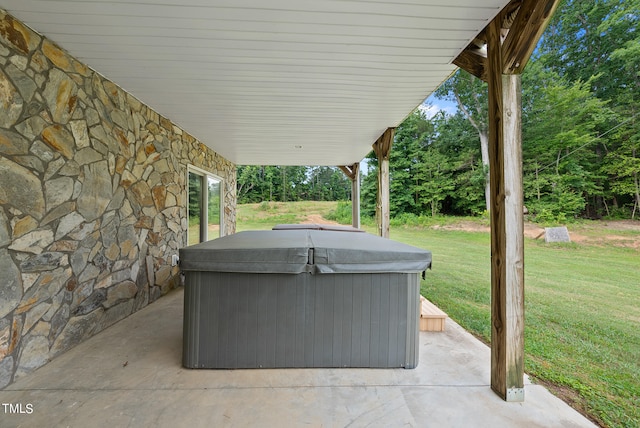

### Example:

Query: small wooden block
xmin=420 ymin=295 xmax=447 ymax=332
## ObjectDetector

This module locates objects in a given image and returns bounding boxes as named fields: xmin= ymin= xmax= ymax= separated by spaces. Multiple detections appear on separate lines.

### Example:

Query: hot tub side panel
xmin=183 ymin=272 xmax=420 ymax=369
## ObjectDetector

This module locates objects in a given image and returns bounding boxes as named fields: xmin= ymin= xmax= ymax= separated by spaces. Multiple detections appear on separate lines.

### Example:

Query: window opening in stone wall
xmin=188 ymin=167 xmax=223 ymax=245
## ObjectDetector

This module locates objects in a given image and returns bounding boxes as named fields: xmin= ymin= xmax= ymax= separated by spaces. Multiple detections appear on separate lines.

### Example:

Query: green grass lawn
xmin=236 ymin=202 xmax=639 ymax=428
xmin=394 ymin=227 xmax=639 ymax=428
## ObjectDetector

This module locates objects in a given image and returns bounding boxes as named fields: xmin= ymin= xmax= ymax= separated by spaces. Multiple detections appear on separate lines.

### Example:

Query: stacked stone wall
xmin=0 ymin=10 xmax=236 ymax=388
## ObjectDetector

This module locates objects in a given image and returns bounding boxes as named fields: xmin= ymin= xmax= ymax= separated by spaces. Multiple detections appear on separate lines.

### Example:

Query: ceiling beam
xmin=501 ymin=0 xmax=561 ymax=74
xmin=338 ymin=164 xmax=359 ymax=181
xmin=453 ymin=0 xmax=561 ymax=81
xmin=372 ymin=128 xmax=394 ymax=162
xmin=452 ymin=48 xmax=487 ymax=82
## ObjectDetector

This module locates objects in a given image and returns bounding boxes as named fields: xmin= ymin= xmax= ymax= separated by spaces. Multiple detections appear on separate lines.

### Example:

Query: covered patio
xmin=0 ymin=287 xmax=595 ymax=427
xmin=0 ymin=0 xmax=581 ymax=419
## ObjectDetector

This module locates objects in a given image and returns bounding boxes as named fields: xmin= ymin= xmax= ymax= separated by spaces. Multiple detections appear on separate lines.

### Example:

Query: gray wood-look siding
xmin=183 ymin=272 xmax=420 ymax=369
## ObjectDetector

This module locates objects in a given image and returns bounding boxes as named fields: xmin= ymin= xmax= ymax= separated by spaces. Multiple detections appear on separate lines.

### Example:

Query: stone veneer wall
xmin=0 ymin=10 xmax=236 ymax=388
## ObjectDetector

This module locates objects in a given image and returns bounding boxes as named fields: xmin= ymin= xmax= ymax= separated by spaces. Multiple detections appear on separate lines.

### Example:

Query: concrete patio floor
xmin=1 ymin=287 xmax=597 ymax=428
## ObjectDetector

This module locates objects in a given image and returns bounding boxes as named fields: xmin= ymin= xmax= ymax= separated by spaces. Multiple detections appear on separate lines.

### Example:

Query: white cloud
xmin=418 ymin=104 xmax=440 ymax=119
xmin=419 ymin=95 xmax=458 ymax=118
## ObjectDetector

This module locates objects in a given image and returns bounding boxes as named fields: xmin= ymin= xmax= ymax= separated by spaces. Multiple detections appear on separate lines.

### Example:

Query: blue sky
xmin=419 ymin=93 xmax=458 ymax=118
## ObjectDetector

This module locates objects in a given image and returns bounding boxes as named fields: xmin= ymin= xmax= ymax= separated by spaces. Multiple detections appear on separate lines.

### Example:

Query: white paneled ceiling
xmin=3 ymin=0 xmax=509 ymax=165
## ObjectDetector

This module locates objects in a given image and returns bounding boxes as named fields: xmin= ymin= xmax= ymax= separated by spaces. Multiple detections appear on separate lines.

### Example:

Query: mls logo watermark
xmin=2 ymin=403 xmax=34 ymax=414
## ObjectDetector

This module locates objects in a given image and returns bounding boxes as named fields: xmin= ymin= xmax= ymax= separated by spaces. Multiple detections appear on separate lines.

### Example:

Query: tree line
xmin=236 ymin=165 xmax=351 ymax=204
xmin=239 ymin=0 xmax=639 ymax=222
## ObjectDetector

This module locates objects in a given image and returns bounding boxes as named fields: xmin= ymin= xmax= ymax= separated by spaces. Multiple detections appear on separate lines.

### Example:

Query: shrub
xmin=326 ymin=201 xmax=352 ymax=224
xmin=259 ymin=201 xmax=274 ymax=211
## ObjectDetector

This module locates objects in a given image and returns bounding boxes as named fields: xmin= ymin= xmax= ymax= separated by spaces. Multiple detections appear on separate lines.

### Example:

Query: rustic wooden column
xmin=372 ymin=128 xmax=394 ymax=238
xmin=338 ymin=163 xmax=361 ymax=229
xmin=487 ymin=18 xmax=525 ymax=402
xmin=452 ymin=0 xmax=560 ymax=403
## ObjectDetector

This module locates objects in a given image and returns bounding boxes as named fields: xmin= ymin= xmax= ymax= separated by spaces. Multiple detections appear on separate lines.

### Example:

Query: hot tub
xmin=180 ymin=230 xmax=431 ymax=369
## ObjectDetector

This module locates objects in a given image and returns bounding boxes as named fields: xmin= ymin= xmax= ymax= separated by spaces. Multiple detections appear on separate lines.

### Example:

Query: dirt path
xmin=308 ymin=212 xmax=640 ymax=249
xmin=301 ymin=214 xmax=341 ymax=225
xmin=438 ymin=219 xmax=640 ymax=248
xmin=439 ymin=221 xmax=546 ymax=239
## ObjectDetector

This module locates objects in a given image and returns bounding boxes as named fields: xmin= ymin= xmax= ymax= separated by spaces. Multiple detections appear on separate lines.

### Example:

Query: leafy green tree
xmin=307 ymin=167 xmax=350 ymax=201
xmin=602 ymin=118 xmax=640 ymax=218
xmin=414 ymin=146 xmax=456 ymax=217
xmin=431 ymin=112 xmax=486 ymax=215
xmin=435 ymin=70 xmax=490 ymax=211
xmin=539 ymin=0 xmax=638 ymax=102
xmin=360 ymin=158 xmax=379 ymax=218
xmin=188 ymin=172 xmax=202 ymax=219
xmin=536 ymin=0 xmax=639 ymax=219
xmin=389 ymin=109 xmax=433 ymax=215
xmin=237 ymin=165 xmax=262 ymax=203
xmin=522 ymin=63 xmax=612 ymax=220
xmin=600 ymin=9 xmax=640 ymax=217
xmin=236 ymin=165 xmax=349 ymax=203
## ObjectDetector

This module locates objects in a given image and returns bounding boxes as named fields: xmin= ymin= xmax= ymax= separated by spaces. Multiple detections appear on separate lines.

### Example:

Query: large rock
xmin=89 ymin=124 xmax=118 ymax=153
xmin=45 ymin=176 xmax=74 ymax=211
xmin=0 ymin=249 xmax=22 ymax=318
xmin=544 ymin=226 xmax=571 ymax=243
xmin=16 ymin=326 xmax=50 ymax=377
xmin=41 ymin=201 xmax=75 ymax=226
xmin=20 ymin=252 xmax=66 ymax=273
xmin=0 ymin=129 xmax=29 ymax=156
xmin=0 ymin=155 xmax=45 ymax=220
xmin=42 ymin=39 xmax=85 ymax=75
xmin=75 ymin=147 xmax=102 ymax=165
xmin=78 ymin=263 xmax=100 ymax=284
xmin=15 ymin=116 xmax=48 ymax=141
xmin=0 ymin=208 xmax=10 ymax=247
xmin=104 ymin=281 xmax=137 ymax=308
xmin=4 ymin=63 xmax=37 ymax=103
xmin=0 ymin=12 xmax=41 ymax=54
xmin=50 ymin=309 xmax=103 ymax=358
xmin=72 ymin=288 xmax=106 ymax=316
xmin=152 ymin=185 xmax=167 ymax=211
xmin=8 ymin=229 xmax=54 ymax=254
xmin=129 ymin=181 xmax=154 ymax=207
xmin=43 ymin=68 xmax=78 ymax=125
xmin=95 ymin=300 xmax=134 ymax=332
xmin=0 ymin=355 xmax=14 ymax=389
xmin=106 ymin=187 xmax=125 ymax=211
xmin=77 ymin=161 xmax=112 ymax=221
xmin=0 ymin=69 xmax=24 ymax=128
xmin=0 ymin=318 xmax=10 ymax=356
xmin=12 ymin=216 xmax=38 ymax=239
xmin=55 ymin=211 xmax=84 ymax=240
xmin=23 ymin=301 xmax=52 ymax=334
xmin=19 ymin=267 xmax=72 ymax=314
xmin=50 ymin=303 xmax=70 ymax=341
xmin=70 ymin=120 xmax=90 ymax=149
xmin=41 ymin=124 xmax=75 ymax=160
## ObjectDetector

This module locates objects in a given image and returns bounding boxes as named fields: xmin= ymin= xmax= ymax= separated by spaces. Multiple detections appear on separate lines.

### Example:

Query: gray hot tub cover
xmin=179 ymin=230 xmax=432 ymax=274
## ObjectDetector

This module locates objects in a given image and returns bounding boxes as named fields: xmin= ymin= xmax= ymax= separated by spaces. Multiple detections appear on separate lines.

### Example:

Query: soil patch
xmin=301 ymin=214 xmax=340 ymax=225
xmin=438 ymin=219 xmax=640 ymax=248
xmin=299 ymin=212 xmax=640 ymax=248
xmin=438 ymin=221 xmax=546 ymax=239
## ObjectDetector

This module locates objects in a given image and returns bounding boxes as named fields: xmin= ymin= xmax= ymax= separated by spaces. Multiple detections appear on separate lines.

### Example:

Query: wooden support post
xmin=338 ymin=163 xmax=361 ymax=229
xmin=372 ymin=128 xmax=394 ymax=238
xmin=487 ymin=18 xmax=525 ymax=402
xmin=452 ymin=0 xmax=560 ymax=403
xmin=352 ymin=166 xmax=360 ymax=229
